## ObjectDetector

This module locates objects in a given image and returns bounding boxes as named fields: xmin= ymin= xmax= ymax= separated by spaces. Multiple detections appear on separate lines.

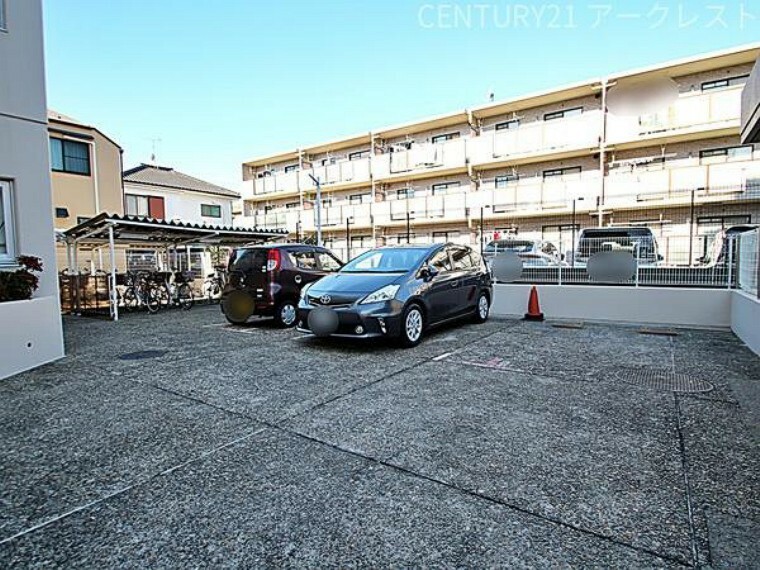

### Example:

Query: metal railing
xmin=490 ymin=233 xmax=745 ymax=288
xmin=738 ymin=229 xmax=759 ymax=296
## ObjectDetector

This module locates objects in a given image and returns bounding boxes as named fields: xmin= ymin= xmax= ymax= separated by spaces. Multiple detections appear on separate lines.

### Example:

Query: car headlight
xmin=300 ymin=282 xmax=314 ymax=300
xmin=360 ymin=284 xmax=400 ymax=304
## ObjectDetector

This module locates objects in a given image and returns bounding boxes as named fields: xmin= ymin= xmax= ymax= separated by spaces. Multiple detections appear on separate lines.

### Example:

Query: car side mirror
xmin=420 ymin=265 xmax=439 ymax=281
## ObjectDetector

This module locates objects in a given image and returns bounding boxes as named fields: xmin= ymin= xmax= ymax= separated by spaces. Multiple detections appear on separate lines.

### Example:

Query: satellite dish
xmin=607 ymin=76 xmax=679 ymax=117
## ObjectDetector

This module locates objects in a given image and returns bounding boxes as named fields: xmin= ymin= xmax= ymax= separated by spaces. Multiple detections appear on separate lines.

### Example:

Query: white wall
xmin=491 ymin=284 xmax=732 ymax=328
xmin=0 ymin=0 xmax=65 ymax=379
xmin=124 ymin=183 xmax=234 ymax=226
xmin=731 ymin=290 xmax=760 ymax=356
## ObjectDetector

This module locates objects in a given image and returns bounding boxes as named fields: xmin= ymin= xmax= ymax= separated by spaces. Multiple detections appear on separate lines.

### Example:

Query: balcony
xmin=605 ymin=158 xmax=760 ymax=206
xmin=249 ymin=171 xmax=300 ymax=197
xmin=477 ymin=172 xmax=602 ymax=216
xmin=299 ymin=202 xmax=374 ymax=233
xmin=469 ymin=111 xmax=602 ymax=167
xmin=238 ymin=209 xmax=301 ymax=233
xmin=302 ymin=158 xmax=372 ymax=189
xmin=607 ymin=86 xmax=742 ymax=146
xmin=374 ymin=189 xmax=470 ymax=227
xmin=373 ymin=137 xmax=468 ymax=181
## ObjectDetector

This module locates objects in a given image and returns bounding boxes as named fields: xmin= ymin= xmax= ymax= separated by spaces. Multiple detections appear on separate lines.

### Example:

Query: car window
xmin=428 ymin=249 xmax=452 ymax=273
xmin=316 ymin=251 xmax=342 ymax=272
xmin=290 ymin=250 xmax=318 ymax=270
xmin=342 ymin=248 xmax=428 ymax=273
xmin=451 ymin=247 xmax=473 ymax=270
xmin=232 ymin=249 xmax=266 ymax=273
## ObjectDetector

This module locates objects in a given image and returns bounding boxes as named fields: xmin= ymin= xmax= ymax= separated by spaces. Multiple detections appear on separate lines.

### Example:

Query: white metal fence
xmin=490 ymin=233 xmax=745 ymax=288
xmin=738 ymin=229 xmax=759 ymax=296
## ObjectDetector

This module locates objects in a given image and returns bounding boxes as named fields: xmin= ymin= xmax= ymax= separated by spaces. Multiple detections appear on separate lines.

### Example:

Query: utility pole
xmin=480 ymin=206 xmax=485 ymax=258
xmin=308 ymin=174 xmax=322 ymax=247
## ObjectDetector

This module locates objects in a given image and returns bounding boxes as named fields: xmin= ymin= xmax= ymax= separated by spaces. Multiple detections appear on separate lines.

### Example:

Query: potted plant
xmin=0 ymin=255 xmax=43 ymax=302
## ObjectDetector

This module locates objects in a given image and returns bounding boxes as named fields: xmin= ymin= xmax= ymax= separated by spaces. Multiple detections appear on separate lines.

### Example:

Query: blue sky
xmin=43 ymin=1 xmax=759 ymax=191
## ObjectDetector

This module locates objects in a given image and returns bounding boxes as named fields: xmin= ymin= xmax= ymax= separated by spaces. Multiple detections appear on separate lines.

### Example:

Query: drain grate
xmin=551 ymin=321 xmax=584 ymax=330
xmin=118 ymin=349 xmax=167 ymax=361
xmin=614 ymin=368 xmax=713 ymax=393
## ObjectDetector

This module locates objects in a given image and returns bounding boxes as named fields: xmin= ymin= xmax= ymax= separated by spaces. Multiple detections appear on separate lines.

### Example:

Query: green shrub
xmin=0 ymin=255 xmax=43 ymax=302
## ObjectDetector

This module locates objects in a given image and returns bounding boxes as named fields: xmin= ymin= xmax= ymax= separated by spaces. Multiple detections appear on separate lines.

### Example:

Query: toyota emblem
xmin=320 ymin=295 xmax=331 ymax=305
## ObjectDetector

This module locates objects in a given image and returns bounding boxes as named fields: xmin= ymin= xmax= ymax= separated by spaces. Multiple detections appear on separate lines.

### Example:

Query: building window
xmin=543 ymin=166 xmax=582 ymax=178
xmin=283 ymin=164 xmax=298 ymax=173
xmin=432 ymin=231 xmax=459 ymax=243
xmin=431 ymin=181 xmax=461 ymax=196
xmin=701 ymin=75 xmax=749 ymax=91
xmin=201 ymin=204 xmax=222 ymax=218
xmin=348 ymin=150 xmax=369 ymax=161
xmin=55 ymin=207 xmax=69 ymax=219
xmin=349 ymin=193 xmax=370 ymax=205
xmin=495 ymin=120 xmax=520 ymax=131
xmin=396 ymin=188 xmax=414 ymax=200
xmin=544 ymin=107 xmax=583 ymax=121
xmin=0 ymin=181 xmax=16 ymax=265
xmin=321 ymin=157 xmax=336 ymax=166
xmin=285 ymin=202 xmax=299 ymax=209
xmin=495 ymin=174 xmax=519 ymax=188
xmin=699 ymin=145 xmax=753 ymax=162
xmin=321 ymin=198 xmax=332 ymax=208
xmin=126 ymin=194 xmax=165 ymax=219
xmin=431 ymin=132 xmax=460 ymax=144
xmin=49 ymin=138 xmax=91 ymax=175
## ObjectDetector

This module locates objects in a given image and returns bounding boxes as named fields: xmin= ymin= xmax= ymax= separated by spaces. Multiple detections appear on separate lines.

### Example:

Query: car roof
xmin=237 ymin=243 xmax=324 ymax=250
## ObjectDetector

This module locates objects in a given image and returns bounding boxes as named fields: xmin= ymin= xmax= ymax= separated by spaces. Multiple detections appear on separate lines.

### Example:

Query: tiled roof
xmin=123 ymin=164 xmax=240 ymax=199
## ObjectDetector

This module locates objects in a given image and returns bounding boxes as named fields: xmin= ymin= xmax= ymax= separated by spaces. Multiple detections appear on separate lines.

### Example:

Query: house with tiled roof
xmin=123 ymin=164 xmax=240 ymax=226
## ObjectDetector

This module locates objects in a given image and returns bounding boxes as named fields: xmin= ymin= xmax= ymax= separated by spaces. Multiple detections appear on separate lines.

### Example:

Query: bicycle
xmin=202 ymin=265 xmax=227 ymax=304
xmin=153 ymin=270 xmax=194 ymax=310
xmin=120 ymin=271 xmax=161 ymax=314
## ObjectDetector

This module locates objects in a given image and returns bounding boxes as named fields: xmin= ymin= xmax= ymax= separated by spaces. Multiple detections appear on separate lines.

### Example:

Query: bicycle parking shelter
xmin=61 ymin=213 xmax=287 ymax=321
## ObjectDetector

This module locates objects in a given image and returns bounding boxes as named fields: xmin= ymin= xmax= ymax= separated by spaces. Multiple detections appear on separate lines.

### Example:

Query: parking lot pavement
xmin=1 ymin=305 xmax=759 ymax=567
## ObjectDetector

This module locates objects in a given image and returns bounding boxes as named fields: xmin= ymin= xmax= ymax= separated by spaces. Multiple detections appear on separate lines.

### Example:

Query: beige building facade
xmin=48 ymin=111 xmax=124 ymax=270
xmin=236 ymin=44 xmax=760 ymax=263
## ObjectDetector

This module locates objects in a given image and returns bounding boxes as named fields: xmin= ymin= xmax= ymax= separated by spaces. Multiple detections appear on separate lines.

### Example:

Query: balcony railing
xmin=374 ymin=190 xmax=470 ymax=226
xmin=373 ymin=137 xmax=467 ymax=178
xmin=251 ymin=170 xmax=300 ymax=195
xmin=607 ymin=86 xmax=742 ymax=144
xmin=302 ymin=157 xmax=372 ymax=187
xmin=479 ymin=172 xmax=602 ymax=214
xmin=605 ymin=158 xmax=760 ymax=205
xmin=469 ymin=111 xmax=602 ymax=166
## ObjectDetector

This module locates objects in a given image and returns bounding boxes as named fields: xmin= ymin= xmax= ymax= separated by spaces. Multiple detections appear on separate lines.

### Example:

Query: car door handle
xmin=450 ymin=280 xmax=459 ymax=287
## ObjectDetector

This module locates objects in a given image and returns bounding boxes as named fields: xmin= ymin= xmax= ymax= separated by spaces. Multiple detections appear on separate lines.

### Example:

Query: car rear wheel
xmin=274 ymin=300 xmax=297 ymax=328
xmin=473 ymin=292 xmax=490 ymax=323
xmin=398 ymin=304 xmax=424 ymax=348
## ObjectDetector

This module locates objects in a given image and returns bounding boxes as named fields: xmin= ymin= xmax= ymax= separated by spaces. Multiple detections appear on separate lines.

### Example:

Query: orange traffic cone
xmin=524 ymin=286 xmax=544 ymax=322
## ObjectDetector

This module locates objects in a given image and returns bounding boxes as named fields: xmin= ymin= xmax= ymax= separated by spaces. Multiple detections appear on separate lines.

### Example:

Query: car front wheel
xmin=274 ymin=300 xmax=298 ymax=328
xmin=398 ymin=304 xmax=424 ymax=348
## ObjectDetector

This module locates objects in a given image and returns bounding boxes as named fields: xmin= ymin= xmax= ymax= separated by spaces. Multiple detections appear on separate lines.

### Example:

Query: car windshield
xmin=340 ymin=248 xmax=429 ymax=273
xmin=485 ymin=240 xmax=534 ymax=253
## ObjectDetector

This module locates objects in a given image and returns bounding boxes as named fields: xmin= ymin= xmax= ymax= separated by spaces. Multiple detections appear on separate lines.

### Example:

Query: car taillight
xmin=267 ymin=249 xmax=281 ymax=272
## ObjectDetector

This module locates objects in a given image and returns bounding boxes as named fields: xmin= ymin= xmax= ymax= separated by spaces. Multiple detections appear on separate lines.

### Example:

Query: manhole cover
xmin=118 ymin=350 xmax=167 ymax=361
xmin=614 ymin=368 xmax=713 ymax=393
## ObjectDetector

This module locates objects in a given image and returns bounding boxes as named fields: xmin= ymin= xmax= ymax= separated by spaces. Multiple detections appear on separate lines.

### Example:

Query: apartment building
xmin=236 ymin=44 xmax=760 ymax=264
xmin=48 ymin=110 xmax=124 ymax=270
xmin=0 ymin=0 xmax=65 ymax=378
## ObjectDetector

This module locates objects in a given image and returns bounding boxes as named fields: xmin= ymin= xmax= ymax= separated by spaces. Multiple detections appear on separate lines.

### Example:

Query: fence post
xmin=558 ymin=240 xmax=563 ymax=286
xmin=635 ymin=242 xmax=640 ymax=287
xmin=727 ymin=236 xmax=734 ymax=290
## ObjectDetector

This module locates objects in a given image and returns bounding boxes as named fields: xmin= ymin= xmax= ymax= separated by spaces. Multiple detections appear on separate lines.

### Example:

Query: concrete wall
xmin=0 ymin=0 xmax=65 ymax=379
xmin=731 ymin=290 xmax=760 ymax=355
xmin=491 ymin=284 xmax=732 ymax=328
